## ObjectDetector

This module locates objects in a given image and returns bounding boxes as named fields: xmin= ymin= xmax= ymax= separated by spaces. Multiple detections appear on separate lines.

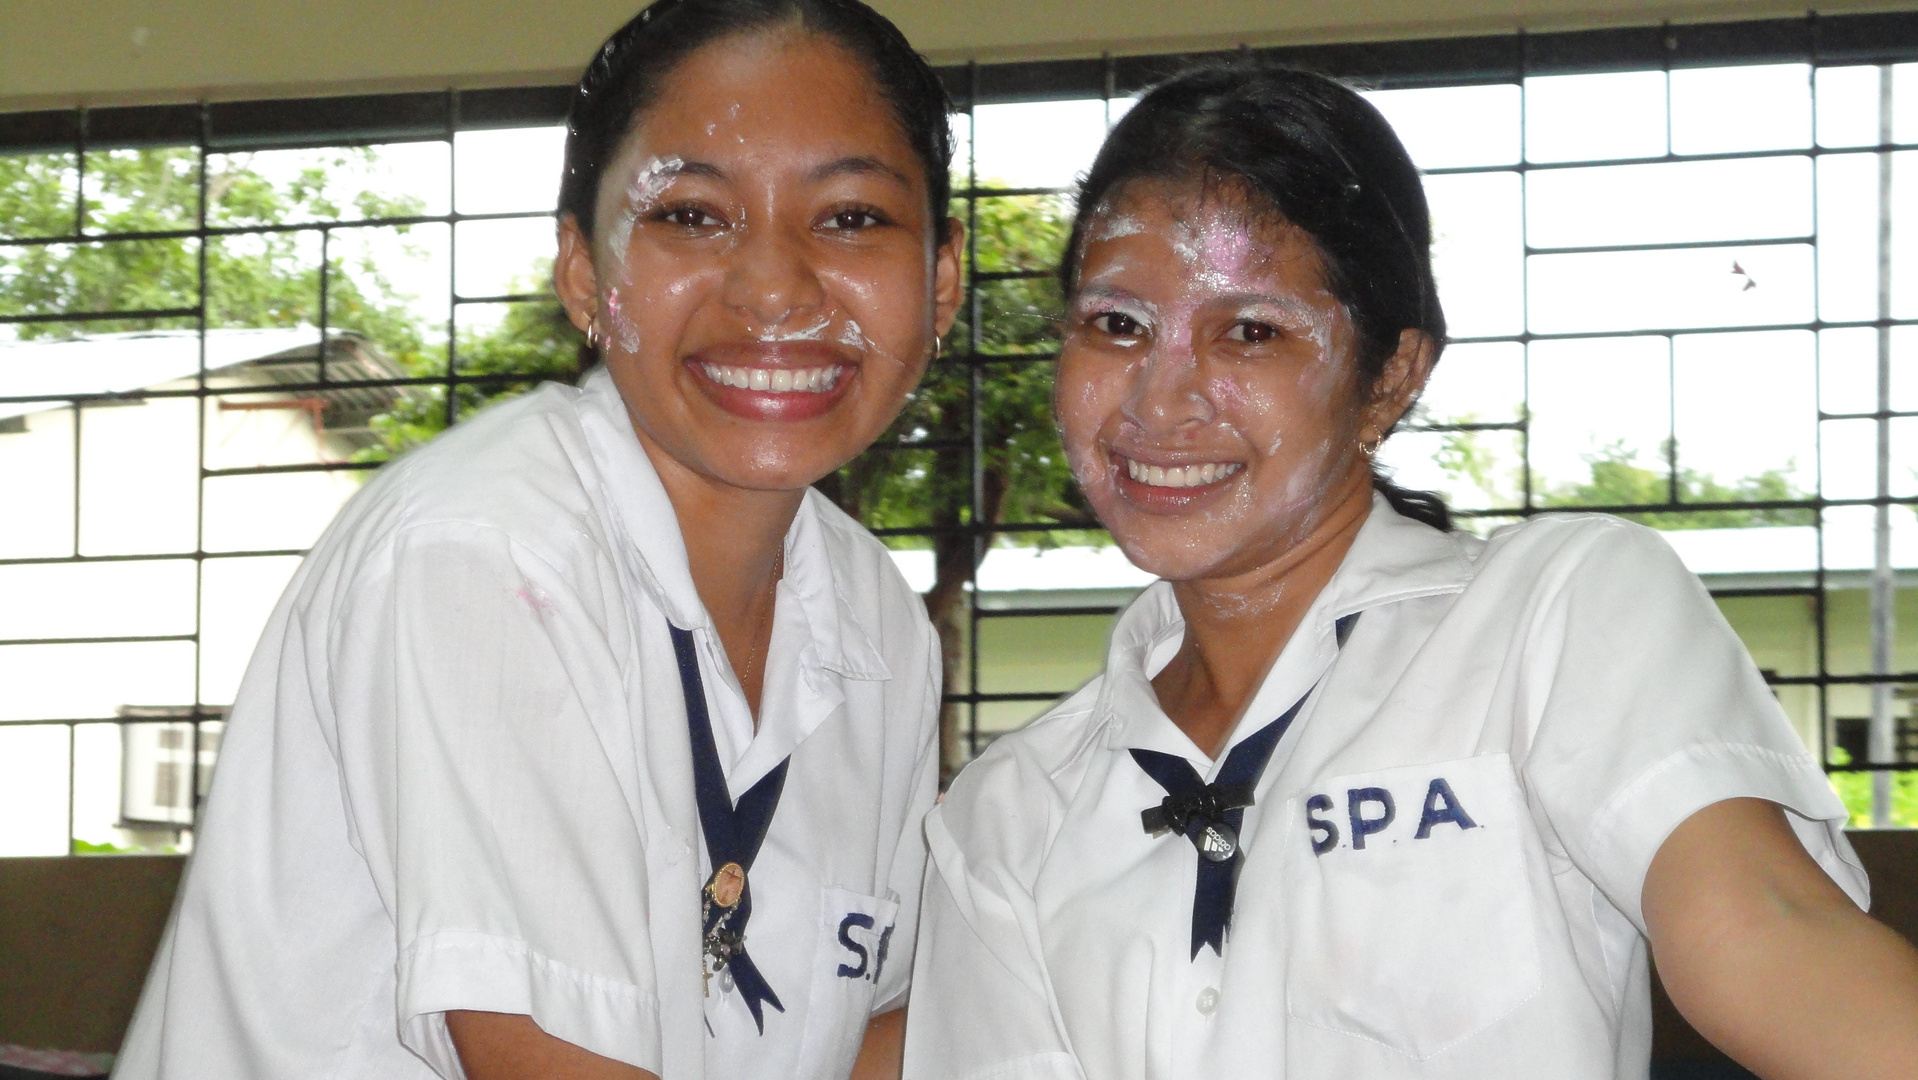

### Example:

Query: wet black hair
xmin=1062 ymin=63 xmax=1453 ymax=531
xmin=558 ymin=0 xmax=953 ymax=244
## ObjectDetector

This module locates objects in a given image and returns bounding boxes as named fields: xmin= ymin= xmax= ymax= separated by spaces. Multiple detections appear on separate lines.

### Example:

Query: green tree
xmin=1540 ymin=441 xmax=1812 ymax=528
xmin=0 ymin=147 xmax=426 ymax=363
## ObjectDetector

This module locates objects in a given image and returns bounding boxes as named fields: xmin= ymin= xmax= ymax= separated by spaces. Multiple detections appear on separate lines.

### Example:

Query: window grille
xmin=4 ymin=11 xmax=1917 ymax=855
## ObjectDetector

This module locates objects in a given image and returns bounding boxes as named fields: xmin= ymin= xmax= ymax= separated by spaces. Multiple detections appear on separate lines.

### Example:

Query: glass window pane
xmin=84 ymin=147 xmax=200 ymax=234
xmin=0 ymin=641 xmax=197 ymax=722
xmin=1527 ymin=244 xmax=1814 ymax=334
xmin=1528 ymin=336 xmax=1671 ymax=506
xmin=0 ymin=725 xmax=70 ymax=856
xmin=78 ymin=396 xmax=199 ymax=556
xmin=208 ymin=230 xmax=322 ymax=331
xmin=0 ymin=402 xmax=75 ymax=559
xmin=1671 ymin=330 xmax=1817 ymax=500
xmin=1 ymin=150 xmax=80 ymax=239
xmin=1821 ymin=418 xmax=1878 ymax=500
xmin=455 ymin=216 xmax=555 ymax=300
xmin=0 ymin=238 xmax=202 ymax=324
xmin=202 ymin=471 xmax=361 ymax=553
xmin=1893 ymin=62 xmax=1918 ymax=145
xmin=208 ymin=143 xmax=449 ymax=227
xmin=1376 ymin=427 xmax=1524 ymax=511
xmin=1821 ymin=326 xmax=1881 ymax=416
xmin=1894 ymin=153 xmax=1918 ymax=320
xmin=1818 ymin=151 xmax=1881 ymax=325
xmin=1818 ymin=65 xmax=1884 ymax=148
xmin=200 ymin=555 xmax=302 ymax=706
xmin=1670 ymin=64 xmax=1811 ymax=155
xmin=972 ymin=194 xmax=1072 ymax=274
xmin=1364 ymin=84 xmax=1521 ymax=170
xmin=1416 ymin=341 xmax=1526 ymax=424
xmin=977 ymin=612 xmax=1115 ymax=695
xmin=0 ymin=558 xmax=196 ymax=642
xmin=1426 ymin=171 xmax=1523 ymax=338
xmin=1525 ymin=71 xmax=1666 ymax=163
xmin=454 ymin=126 xmax=565 ymax=215
xmin=1894 ymin=326 xmax=1918 ymax=413
xmin=328 ymin=223 xmax=450 ymax=361
xmin=1526 ymin=157 xmax=1811 ymax=249
xmin=970 ymin=99 xmax=1108 ymax=190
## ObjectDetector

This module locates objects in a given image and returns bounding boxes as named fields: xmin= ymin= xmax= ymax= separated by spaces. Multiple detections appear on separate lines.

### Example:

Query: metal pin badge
xmin=1197 ymin=823 xmax=1238 ymax=862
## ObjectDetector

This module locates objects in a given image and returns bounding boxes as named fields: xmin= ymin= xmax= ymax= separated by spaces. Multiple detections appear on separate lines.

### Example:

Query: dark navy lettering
xmin=1306 ymin=793 xmax=1340 ymax=855
xmin=873 ymin=922 xmax=894 ymax=982
xmin=835 ymin=913 xmax=874 ymax=979
xmin=1347 ymin=787 xmax=1396 ymax=850
xmin=1414 ymin=777 xmax=1479 ymax=839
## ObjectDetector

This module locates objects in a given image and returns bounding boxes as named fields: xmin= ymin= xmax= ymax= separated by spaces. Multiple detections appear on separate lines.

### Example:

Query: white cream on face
xmin=1057 ymin=187 xmax=1370 ymax=586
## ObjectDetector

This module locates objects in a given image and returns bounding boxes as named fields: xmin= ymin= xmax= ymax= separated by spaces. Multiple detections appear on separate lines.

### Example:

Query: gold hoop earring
xmin=932 ymin=333 xmax=943 ymax=359
xmin=586 ymin=314 xmax=600 ymax=348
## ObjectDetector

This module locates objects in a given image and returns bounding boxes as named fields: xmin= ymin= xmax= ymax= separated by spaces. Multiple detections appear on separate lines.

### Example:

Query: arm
xmin=1644 ymin=797 xmax=1918 ymax=1080
xmin=448 ymin=1011 xmax=657 ymax=1080
xmin=851 ymin=1008 xmax=906 ymax=1080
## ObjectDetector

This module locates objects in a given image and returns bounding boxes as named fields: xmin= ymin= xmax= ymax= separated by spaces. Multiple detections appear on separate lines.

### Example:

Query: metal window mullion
xmin=1870 ymin=64 xmax=1899 ymax=822
xmin=1518 ymin=40 xmax=1535 ymax=516
xmin=965 ymin=61 xmax=984 ymax=765
xmin=444 ymin=90 xmax=461 ymax=429
xmin=190 ymin=102 xmax=214 ymax=842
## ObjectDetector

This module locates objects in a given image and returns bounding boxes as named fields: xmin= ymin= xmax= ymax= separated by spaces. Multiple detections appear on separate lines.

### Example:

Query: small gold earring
xmin=932 ymin=333 xmax=943 ymax=358
xmin=586 ymin=314 xmax=600 ymax=348
xmin=1360 ymin=433 xmax=1382 ymax=457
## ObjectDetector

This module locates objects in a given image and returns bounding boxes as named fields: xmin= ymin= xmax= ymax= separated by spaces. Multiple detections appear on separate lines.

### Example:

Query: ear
xmin=1363 ymin=329 xmax=1439 ymax=443
xmin=932 ymin=216 xmax=966 ymax=341
xmin=553 ymin=213 xmax=602 ymax=337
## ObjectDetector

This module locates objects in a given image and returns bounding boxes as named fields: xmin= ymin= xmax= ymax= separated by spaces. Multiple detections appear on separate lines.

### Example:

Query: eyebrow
xmin=807 ymin=155 xmax=914 ymax=188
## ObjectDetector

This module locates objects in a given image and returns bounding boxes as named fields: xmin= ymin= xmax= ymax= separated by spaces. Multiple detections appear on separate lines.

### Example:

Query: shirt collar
xmin=1097 ymin=492 xmax=1477 ymax=765
xmin=573 ymin=366 xmax=890 ymax=682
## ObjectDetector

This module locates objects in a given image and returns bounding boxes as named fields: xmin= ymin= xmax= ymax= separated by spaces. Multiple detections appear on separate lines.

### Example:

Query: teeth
xmin=1124 ymin=458 xmax=1241 ymax=488
xmin=699 ymin=363 xmax=844 ymax=394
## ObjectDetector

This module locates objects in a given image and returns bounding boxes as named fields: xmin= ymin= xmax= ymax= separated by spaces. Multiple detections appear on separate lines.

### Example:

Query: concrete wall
xmin=5 ymin=0 xmax=1918 ymax=111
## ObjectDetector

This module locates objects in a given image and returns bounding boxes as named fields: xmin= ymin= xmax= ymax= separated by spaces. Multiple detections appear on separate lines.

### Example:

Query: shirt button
xmin=1195 ymin=987 xmax=1220 ymax=1015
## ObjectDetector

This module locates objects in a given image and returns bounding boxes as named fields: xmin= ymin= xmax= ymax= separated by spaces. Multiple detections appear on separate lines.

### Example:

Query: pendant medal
xmin=701 ymin=863 xmax=748 ymax=995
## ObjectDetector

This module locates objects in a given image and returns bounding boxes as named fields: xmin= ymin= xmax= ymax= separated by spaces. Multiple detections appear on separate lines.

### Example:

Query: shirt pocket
xmin=794 ymin=886 xmax=901 ymax=1080
xmin=1280 ymin=753 xmax=1542 ymax=1060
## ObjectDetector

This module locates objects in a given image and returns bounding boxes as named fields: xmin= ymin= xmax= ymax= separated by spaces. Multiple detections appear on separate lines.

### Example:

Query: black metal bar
xmin=975 ymin=605 xmax=1127 ymax=618
xmin=0 ymin=306 xmax=200 ymax=326
xmin=202 ymin=461 xmax=381 ymax=478
xmin=0 ymin=208 xmax=554 ymax=250
xmin=0 ymin=634 xmax=197 ymax=648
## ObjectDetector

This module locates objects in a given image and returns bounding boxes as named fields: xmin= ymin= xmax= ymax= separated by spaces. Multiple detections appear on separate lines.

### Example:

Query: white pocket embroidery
xmin=794 ymin=886 xmax=900 ymax=1080
xmin=1283 ymin=753 xmax=1542 ymax=1060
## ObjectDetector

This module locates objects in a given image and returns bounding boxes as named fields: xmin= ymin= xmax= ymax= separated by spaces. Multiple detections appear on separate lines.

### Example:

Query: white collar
xmin=1097 ymin=493 xmax=1477 ymax=769
xmin=572 ymin=366 xmax=891 ymax=684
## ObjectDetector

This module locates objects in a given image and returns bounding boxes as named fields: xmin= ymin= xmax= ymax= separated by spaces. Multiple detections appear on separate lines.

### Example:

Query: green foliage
xmin=71 ymin=838 xmax=142 ymax=855
xmin=1539 ymin=441 xmax=1813 ymax=528
xmin=358 ymin=270 xmax=585 ymax=462
xmin=1826 ymin=744 xmax=1918 ymax=827
xmin=0 ymin=148 xmax=426 ymax=360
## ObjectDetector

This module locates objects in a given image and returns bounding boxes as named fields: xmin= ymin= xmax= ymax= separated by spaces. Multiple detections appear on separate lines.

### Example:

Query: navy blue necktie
xmin=670 ymin=624 xmax=788 ymax=1033
xmin=1130 ymin=611 xmax=1359 ymax=958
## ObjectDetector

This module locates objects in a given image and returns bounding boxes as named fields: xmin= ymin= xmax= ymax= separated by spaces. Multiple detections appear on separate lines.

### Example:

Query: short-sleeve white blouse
xmin=905 ymin=495 xmax=1864 ymax=1080
xmin=118 ymin=367 xmax=941 ymax=1080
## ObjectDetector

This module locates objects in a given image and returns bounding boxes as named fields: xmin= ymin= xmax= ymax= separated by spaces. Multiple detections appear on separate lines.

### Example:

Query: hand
xmin=447 ymin=1011 xmax=657 ymax=1080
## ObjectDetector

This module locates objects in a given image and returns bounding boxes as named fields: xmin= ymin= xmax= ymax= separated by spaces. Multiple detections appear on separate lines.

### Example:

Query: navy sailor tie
xmin=670 ymin=624 xmax=788 ymax=1033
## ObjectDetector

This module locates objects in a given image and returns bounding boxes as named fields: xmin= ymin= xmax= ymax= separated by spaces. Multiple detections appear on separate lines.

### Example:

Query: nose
xmin=720 ymin=218 xmax=827 ymax=333
xmin=1121 ymin=339 xmax=1215 ymax=435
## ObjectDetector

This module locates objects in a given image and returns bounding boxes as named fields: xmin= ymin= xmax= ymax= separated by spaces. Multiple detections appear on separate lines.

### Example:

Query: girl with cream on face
xmin=904 ymin=66 xmax=1918 ymax=1080
xmin=118 ymin=4 xmax=960 ymax=1080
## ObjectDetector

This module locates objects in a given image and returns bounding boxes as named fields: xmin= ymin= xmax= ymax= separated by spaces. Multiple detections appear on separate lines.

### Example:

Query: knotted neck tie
xmin=669 ymin=624 xmax=788 ymax=1033
xmin=1130 ymin=611 xmax=1360 ymax=959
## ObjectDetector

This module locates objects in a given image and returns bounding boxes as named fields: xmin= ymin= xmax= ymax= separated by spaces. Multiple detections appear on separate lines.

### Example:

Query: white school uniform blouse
xmin=118 ymin=367 xmax=941 ymax=1080
xmin=905 ymin=496 xmax=1867 ymax=1080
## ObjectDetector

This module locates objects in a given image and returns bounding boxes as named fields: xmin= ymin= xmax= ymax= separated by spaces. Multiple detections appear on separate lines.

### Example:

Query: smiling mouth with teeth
xmin=1124 ymin=458 xmax=1243 ymax=488
xmin=698 ymin=363 xmax=843 ymax=393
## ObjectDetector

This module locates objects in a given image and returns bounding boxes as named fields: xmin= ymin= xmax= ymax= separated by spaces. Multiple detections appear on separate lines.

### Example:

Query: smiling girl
xmin=118 ymin=4 xmax=959 ymax=1080
xmin=904 ymin=65 xmax=1918 ymax=1080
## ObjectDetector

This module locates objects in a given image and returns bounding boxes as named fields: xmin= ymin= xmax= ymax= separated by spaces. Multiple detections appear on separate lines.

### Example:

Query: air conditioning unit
xmin=118 ymin=706 xmax=228 ymax=828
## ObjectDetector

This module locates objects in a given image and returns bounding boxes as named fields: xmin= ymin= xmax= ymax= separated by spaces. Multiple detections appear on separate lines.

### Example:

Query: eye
xmin=657 ymin=205 xmax=723 ymax=229
xmin=1226 ymin=320 xmax=1279 ymax=344
xmin=821 ymin=208 xmax=885 ymax=231
xmin=1092 ymin=311 xmax=1145 ymax=337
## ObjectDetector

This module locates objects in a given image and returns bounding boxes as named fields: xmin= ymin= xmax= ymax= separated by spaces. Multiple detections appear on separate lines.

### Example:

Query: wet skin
xmin=1056 ymin=180 xmax=1432 ymax=754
